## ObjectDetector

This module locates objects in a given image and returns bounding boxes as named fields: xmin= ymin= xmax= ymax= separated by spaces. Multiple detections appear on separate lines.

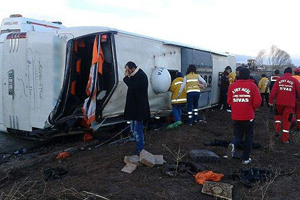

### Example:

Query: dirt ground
xmin=1 ymin=106 xmax=300 ymax=200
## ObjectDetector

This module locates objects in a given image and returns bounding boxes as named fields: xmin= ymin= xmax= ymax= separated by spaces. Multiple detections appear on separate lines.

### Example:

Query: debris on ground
xmin=13 ymin=148 xmax=28 ymax=155
xmin=83 ymin=132 xmax=93 ymax=141
xmin=1 ymin=106 xmax=300 ymax=199
xmin=293 ymin=152 xmax=300 ymax=158
xmin=231 ymin=168 xmax=275 ymax=188
xmin=124 ymin=155 xmax=142 ymax=166
xmin=43 ymin=167 xmax=68 ymax=181
xmin=121 ymin=163 xmax=137 ymax=174
xmin=189 ymin=149 xmax=220 ymax=163
xmin=202 ymin=181 xmax=233 ymax=200
xmin=122 ymin=151 xmax=165 ymax=173
xmin=153 ymin=155 xmax=164 ymax=165
xmin=56 ymin=152 xmax=71 ymax=159
xmin=163 ymin=162 xmax=207 ymax=177
xmin=139 ymin=149 xmax=155 ymax=167
xmin=194 ymin=170 xmax=224 ymax=185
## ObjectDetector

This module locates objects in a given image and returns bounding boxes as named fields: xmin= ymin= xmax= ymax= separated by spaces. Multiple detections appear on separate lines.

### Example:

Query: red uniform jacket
xmin=269 ymin=73 xmax=300 ymax=107
xmin=227 ymin=80 xmax=261 ymax=120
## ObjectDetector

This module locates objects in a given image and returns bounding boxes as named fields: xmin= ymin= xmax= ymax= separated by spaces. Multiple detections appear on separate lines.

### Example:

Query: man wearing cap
xmin=124 ymin=61 xmax=150 ymax=155
xmin=227 ymin=68 xmax=261 ymax=164
xmin=269 ymin=67 xmax=300 ymax=143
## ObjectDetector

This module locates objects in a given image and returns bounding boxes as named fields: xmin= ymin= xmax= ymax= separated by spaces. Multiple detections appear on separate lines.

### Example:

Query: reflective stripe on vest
xmin=171 ymin=98 xmax=187 ymax=103
xmin=187 ymin=79 xmax=198 ymax=82
xmin=187 ymin=89 xmax=201 ymax=93
xmin=174 ymin=81 xmax=183 ymax=85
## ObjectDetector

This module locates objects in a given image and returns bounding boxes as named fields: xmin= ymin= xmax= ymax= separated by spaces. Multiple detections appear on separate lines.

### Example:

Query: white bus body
xmin=0 ymin=15 xmax=235 ymax=139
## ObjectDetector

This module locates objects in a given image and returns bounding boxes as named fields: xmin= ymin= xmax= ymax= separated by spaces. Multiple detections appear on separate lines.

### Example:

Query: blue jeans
xmin=172 ymin=104 xmax=184 ymax=122
xmin=130 ymin=120 xmax=144 ymax=152
xmin=187 ymin=92 xmax=200 ymax=124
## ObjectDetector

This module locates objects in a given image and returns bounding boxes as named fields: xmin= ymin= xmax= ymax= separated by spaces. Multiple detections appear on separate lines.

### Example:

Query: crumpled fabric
xmin=43 ymin=168 xmax=68 ymax=181
xmin=194 ymin=171 xmax=224 ymax=185
xmin=163 ymin=162 xmax=207 ymax=177
xmin=231 ymin=168 xmax=275 ymax=188
xmin=56 ymin=152 xmax=71 ymax=159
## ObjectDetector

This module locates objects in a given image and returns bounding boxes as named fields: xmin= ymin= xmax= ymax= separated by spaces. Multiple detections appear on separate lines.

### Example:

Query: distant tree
xmin=255 ymin=45 xmax=292 ymax=71
xmin=268 ymin=45 xmax=292 ymax=70
xmin=256 ymin=50 xmax=266 ymax=67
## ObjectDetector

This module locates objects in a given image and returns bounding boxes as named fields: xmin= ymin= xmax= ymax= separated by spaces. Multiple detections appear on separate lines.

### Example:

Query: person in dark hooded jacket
xmin=123 ymin=61 xmax=150 ymax=155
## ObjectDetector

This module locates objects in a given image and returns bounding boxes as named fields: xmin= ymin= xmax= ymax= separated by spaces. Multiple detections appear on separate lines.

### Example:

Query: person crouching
xmin=168 ymin=72 xmax=187 ymax=129
xmin=227 ymin=68 xmax=261 ymax=164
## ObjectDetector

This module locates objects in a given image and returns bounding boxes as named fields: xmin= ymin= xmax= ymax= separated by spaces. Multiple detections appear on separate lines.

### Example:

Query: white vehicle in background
xmin=0 ymin=14 xmax=235 ymax=139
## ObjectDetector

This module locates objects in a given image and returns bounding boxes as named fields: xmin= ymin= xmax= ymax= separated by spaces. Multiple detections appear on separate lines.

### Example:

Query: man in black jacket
xmin=218 ymin=66 xmax=232 ymax=111
xmin=124 ymin=61 xmax=150 ymax=155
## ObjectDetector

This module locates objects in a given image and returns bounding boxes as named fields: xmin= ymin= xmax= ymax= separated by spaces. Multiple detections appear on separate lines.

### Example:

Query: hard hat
xmin=294 ymin=67 xmax=300 ymax=73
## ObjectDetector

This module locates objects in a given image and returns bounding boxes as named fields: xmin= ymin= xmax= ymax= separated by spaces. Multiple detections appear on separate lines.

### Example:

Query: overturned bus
xmin=0 ymin=15 xmax=236 ymax=139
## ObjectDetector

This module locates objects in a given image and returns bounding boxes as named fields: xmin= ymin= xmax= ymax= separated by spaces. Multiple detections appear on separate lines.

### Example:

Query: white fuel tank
xmin=151 ymin=67 xmax=171 ymax=94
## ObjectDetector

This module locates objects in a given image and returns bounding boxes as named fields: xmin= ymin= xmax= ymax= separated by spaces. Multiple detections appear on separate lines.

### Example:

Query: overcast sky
xmin=0 ymin=0 xmax=299 ymax=64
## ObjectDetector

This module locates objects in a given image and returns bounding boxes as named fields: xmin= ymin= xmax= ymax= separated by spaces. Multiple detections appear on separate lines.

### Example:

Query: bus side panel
xmin=27 ymin=32 xmax=58 ymax=129
xmin=101 ymin=33 xmax=181 ymax=118
xmin=0 ymin=41 xmax=8 ymax=132
xmin=211 ymin=54 xmax=227 ymax=105
xmin=210 ymin=55 xmax=236 ymax=106
xmin=2 ymin=38 xmax=31 ymax=131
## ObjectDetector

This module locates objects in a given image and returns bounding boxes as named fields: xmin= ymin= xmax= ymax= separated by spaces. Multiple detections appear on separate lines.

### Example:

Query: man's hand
xmin=125 ymin=68 xmax=129 ymax=77
xmin=198 ymin=81 xmax=205 ymax=89
xmin=268 ymin=103 xmax=273 ymax=106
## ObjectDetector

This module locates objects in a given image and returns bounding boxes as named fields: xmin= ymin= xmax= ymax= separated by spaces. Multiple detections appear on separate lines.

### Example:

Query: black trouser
xmin=260 ymin=93 xmax=269 ymax=107
xmin=218 ymin=87 xmax=228 ymax=110
xmin=232 ymin=120 xmax=254 ymax=160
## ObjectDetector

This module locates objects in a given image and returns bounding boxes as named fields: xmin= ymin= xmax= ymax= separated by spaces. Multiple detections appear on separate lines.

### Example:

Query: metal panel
xmin=101 ymin=33 xmax=181 ymax=118
xmin=181 ymin=48 xmax=213 ymax=108
xmin=181 ymin=48 xmax=213 ymax=74
xmin=2 ymin=37 xmax=30 ymax=130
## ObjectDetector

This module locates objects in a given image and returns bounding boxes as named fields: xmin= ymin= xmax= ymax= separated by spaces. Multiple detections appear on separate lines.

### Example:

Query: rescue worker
xmin=228 ymin=70 xmax=236 ymax=85
xmin=227 ymin=69 xmax=237 ymax=112
xmin=218 ymin=66 xmax=232 ymax=112
xmin=236 ymin=65 xmax=258 ymax=85
xmin=269 ymin=69 xmax=280 ymax=112
xmin=292 ymin=67 xmax=300 ymax=130
xmin=227 ymin=68 xmax=261 ymax=164
xmin=168 ymin=72 xmax=187 ymax=129
xmin=124 ymin=61 xmax=150 ymax=155
xmin=269 ymin=67 xmax=300 ymax=144
xmin=177 ymin=64 xmax=207 ymax=126
xmin=235 ymin=66 xmax=243 ymax=80
xmin=258 ymin=74 xmax=270 ymax=107
xmin=270 ymin=69 xmax=280 ymax=91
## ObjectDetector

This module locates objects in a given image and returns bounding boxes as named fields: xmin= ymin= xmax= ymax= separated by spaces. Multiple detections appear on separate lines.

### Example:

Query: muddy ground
xmin=0 ymin=106 xmax=300 ymax=200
